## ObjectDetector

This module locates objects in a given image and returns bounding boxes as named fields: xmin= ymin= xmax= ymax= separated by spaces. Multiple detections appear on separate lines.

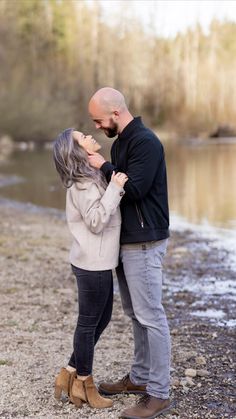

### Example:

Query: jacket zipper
xmin=115 ymin=140 xmax=144 ymax=229
xmin=135 ymin=203 xmax=144 ymax=228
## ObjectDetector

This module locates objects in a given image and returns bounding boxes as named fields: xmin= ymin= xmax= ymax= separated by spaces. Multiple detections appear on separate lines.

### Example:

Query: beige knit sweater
xmin=66 ymin=178 xmax=124 ymax=271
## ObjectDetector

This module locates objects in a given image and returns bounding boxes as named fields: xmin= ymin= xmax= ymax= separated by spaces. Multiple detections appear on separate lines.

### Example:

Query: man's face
xmin=99 ymin=117 xmax=119 ymax=138
xmin=89 ymin=102 xmax=119 ymax=138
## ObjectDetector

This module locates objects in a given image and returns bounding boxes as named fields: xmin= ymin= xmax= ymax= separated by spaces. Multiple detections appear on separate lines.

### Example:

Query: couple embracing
xmin=53 ymin=87 xmax=171 ymax=419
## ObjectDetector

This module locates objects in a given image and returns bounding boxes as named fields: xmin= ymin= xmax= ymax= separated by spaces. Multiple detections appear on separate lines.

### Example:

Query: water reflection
xmin=166 ymin=143 xmax=236 ymax=229
xmin=0 ymin=139 xmax=235 ymax=230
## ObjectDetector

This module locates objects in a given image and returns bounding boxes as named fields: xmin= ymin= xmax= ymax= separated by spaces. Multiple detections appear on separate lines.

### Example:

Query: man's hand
xmin=88 ymin=152 xmax=106 ymax=169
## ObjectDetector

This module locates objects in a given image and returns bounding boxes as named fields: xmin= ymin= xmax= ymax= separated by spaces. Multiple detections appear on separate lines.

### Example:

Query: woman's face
xmin=73 ymin=131 xmax=101 ymax=154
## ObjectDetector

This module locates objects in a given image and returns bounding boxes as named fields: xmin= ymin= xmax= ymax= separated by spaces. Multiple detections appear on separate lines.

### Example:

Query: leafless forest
xmin=1 ymin=0 xmax=236 ymax=141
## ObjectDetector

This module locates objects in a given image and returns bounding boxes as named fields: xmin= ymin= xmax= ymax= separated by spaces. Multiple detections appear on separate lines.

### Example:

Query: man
xmin=88 ymin=87 xmax=171 ymax=419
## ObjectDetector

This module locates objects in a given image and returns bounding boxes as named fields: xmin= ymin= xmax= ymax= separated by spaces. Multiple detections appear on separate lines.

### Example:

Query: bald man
xmin=88 ymin=88 xmax=171 ymax=419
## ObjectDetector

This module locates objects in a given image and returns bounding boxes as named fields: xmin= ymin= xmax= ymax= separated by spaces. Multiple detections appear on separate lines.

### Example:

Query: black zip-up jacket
xmin=101 ymin=117 xmax=169 ymax=244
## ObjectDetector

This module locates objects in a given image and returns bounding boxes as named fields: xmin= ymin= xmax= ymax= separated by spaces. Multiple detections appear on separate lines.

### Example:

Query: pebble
xmin=196 ymin=356 xmax=206 ymax=365
xmin=181 ymin=385 xmax=190 ymax=394
xmin=185 ymin=376 xmax=195 ymax=386
xmin=171 ymin=378 xmax=180 ymax=387
xmin=185 ymin=351 xmax=198 ymax=360
xmin=197 ymin=369 xmax=210 ymax=377
xmin=180 ymin=377 xmax=195 ymax=387
xmin=174 ymin=246 xmax=188 ymax=254
xmin=185 ymin=368 xmax=197 ymax=377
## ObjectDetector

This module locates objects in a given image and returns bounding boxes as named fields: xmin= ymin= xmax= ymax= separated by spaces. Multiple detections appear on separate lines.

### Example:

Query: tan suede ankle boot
xmin=54 ymin=367 xmax=77 ymax=400
xmin=70 ymin=377 xmax=87 ymax=407
xmin=85 ymin=375 xmax=113 ymax=408
xmin=70 ymin=375 xmax=113 ymax=409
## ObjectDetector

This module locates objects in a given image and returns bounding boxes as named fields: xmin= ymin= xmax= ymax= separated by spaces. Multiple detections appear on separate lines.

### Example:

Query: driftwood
xmin=210 ymin=124 xmax=236 ymax=138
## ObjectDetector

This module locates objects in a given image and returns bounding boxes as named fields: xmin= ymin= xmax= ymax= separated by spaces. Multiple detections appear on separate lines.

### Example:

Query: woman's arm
xmin=67 ymin=178 xmax=125 ymax=234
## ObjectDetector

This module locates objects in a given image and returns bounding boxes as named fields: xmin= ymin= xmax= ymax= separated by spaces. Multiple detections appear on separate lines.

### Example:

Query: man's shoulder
xmin=130 ymin=126 xmax=163 ymax=150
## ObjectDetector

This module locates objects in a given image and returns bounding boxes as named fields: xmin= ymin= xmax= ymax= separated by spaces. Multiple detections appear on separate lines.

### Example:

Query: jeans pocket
xmin=154 ymin=241 xmax=168 ymax=264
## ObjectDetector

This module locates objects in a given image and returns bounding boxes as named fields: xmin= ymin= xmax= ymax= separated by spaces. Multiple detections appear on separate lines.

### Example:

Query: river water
xmin=0 ymin=139 xmax=235 ymax=231
xmin=1 ymin=138 xmax=236 ymax=328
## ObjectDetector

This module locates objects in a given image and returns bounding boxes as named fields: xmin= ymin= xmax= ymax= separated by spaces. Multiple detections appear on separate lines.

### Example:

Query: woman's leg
xmin=68 ymin=266 xmax=113 ymax=375
xmin=94 ymin=275 xmax=113 ymax=344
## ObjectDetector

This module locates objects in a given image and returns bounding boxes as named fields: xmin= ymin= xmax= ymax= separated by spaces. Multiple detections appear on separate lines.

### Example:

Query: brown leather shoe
xmin=98 ymin=374 xmax=146 ymax=395
xmin=120 ymin=394 xmax=171 ymax=419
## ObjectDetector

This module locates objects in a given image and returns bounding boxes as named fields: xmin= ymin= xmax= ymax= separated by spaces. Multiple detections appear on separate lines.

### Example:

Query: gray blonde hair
xmin=53 ymin=128 xmax=107 ymax=188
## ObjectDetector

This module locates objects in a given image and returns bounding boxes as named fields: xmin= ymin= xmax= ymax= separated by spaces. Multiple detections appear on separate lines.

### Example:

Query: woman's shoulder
xmin=69 ymin=178 xmax=106 ymax=195
xmin=71 ymin=177 xmax=95 ymax=191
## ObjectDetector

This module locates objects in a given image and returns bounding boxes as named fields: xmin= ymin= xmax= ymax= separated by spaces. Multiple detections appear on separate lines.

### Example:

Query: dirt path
xmin=0 ymin=205 xmax=235 ymax=419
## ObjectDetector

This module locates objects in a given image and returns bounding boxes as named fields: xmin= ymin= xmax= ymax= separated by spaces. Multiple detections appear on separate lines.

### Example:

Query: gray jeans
xmin=116 ymin=239 xmax=171 ymax=399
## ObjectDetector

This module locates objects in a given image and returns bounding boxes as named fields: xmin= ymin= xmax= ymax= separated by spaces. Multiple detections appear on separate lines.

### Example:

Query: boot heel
xmin=54 ymin=385 xmax=62 ymax=400
xmin=70 ymin=394 xmax=82 ymax=407
xmin=54 ymin=367 xmax=76 ymax=400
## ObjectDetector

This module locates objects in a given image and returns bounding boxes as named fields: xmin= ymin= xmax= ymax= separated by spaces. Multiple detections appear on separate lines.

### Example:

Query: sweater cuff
xmin=108 ymin=180 xmax=125 ymax=196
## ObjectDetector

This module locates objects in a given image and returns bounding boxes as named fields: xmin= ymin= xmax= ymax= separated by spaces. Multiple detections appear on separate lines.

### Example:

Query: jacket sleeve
xmin=101 ymin=161 xmax=115 ymax=182
xmin=100 ymin=140 xmax=118 ymax=181
xmin=122 ymin=137 xmax=164 ymax=201
xmin=71 ymin=181 xmax=124 ymax=234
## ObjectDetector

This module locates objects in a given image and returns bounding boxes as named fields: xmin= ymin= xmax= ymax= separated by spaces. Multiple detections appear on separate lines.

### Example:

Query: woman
xmin=53 ymin=128 xmax=127 ymax=409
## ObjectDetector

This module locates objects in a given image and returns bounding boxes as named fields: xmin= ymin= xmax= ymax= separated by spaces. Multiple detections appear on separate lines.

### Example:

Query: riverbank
xmin=0 ymin=204 xmax=235 ymax=419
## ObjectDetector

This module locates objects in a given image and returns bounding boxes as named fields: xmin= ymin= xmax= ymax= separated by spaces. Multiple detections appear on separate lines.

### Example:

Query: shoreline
xmin=0 ymin=203 xmax=235 ymax=418
xmin=0 ymin=193 xmax=235 ymax=271
xmin=1 ymin=132 xmax=236 ymax=154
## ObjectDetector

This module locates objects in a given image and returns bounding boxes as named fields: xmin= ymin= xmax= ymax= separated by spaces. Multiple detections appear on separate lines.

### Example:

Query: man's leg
xmin=98 ymin=259 xmax=148 ymax=395
xmin=116 ymin=260 xmax=150 ymax=385
xmin=120 ymin=240 xmax=171 ymax=399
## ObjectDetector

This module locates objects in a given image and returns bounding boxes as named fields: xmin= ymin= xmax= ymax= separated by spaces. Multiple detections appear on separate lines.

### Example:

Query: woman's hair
xmin=53 ymin=128 xmax=107 ymax=188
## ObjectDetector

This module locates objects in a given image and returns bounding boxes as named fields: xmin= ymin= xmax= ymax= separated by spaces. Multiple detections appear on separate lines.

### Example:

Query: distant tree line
xmin=0 ymin=0 xmax=236 ymax=141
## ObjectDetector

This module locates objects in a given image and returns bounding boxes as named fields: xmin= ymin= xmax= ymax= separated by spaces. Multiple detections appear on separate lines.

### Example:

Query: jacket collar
xmin=118 ymin=117 xmax=142 ymax=141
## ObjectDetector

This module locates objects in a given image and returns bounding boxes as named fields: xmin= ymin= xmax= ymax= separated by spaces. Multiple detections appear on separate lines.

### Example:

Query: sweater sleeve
xmin=123 ymin=137 xmax=163 ymax=201
xmin=71 ymin=181 xmax=124 ymax=234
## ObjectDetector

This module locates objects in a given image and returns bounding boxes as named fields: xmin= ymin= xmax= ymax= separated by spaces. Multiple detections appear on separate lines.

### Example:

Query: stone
xmin=185 ymin=368 xmax=197 ymax=377
xmin=171 ymin=378 xmax=180 ymax=387
xmin=196 ymin=356 xmax=206 ymax=365
xmin=185 ymin=376 xmax=195 ymax=386
xmin=197 ymin=369 xmax=210 ymax=377
xmin=174 ymin=246 xmax=188 ymax=254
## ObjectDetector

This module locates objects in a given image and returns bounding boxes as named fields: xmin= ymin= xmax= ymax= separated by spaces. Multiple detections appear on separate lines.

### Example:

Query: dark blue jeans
xmin=68 ymin=265 xmax=113 ymax=375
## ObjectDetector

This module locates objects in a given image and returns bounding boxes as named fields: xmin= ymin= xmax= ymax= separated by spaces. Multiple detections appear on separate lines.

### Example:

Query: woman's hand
xmin=111 ymin=171 xmax=128 ymax=188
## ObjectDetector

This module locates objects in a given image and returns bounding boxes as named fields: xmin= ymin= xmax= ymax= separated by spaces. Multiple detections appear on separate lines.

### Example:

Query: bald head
xmin=88 ymin=87 xmax=133 ymax=137
xmin=89 ymin=87 xmax=127 ymax=113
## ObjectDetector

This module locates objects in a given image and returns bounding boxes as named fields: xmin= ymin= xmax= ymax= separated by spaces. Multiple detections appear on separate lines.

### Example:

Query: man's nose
xmin=95 ymin=122 xmax=101 ymax=129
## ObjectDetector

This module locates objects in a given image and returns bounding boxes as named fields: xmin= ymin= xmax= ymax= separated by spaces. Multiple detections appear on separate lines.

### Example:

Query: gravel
xmin=0 ymin=205 xmax=235 ymax=419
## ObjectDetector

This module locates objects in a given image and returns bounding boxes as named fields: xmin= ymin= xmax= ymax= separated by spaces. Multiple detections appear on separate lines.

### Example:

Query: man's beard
xmin=103 ymin=120 xmax=118 ymax=138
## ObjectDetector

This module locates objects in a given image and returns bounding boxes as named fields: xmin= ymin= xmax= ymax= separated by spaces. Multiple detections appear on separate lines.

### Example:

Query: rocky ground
xmin=0 ymin=204 xmax=235 ymax=419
